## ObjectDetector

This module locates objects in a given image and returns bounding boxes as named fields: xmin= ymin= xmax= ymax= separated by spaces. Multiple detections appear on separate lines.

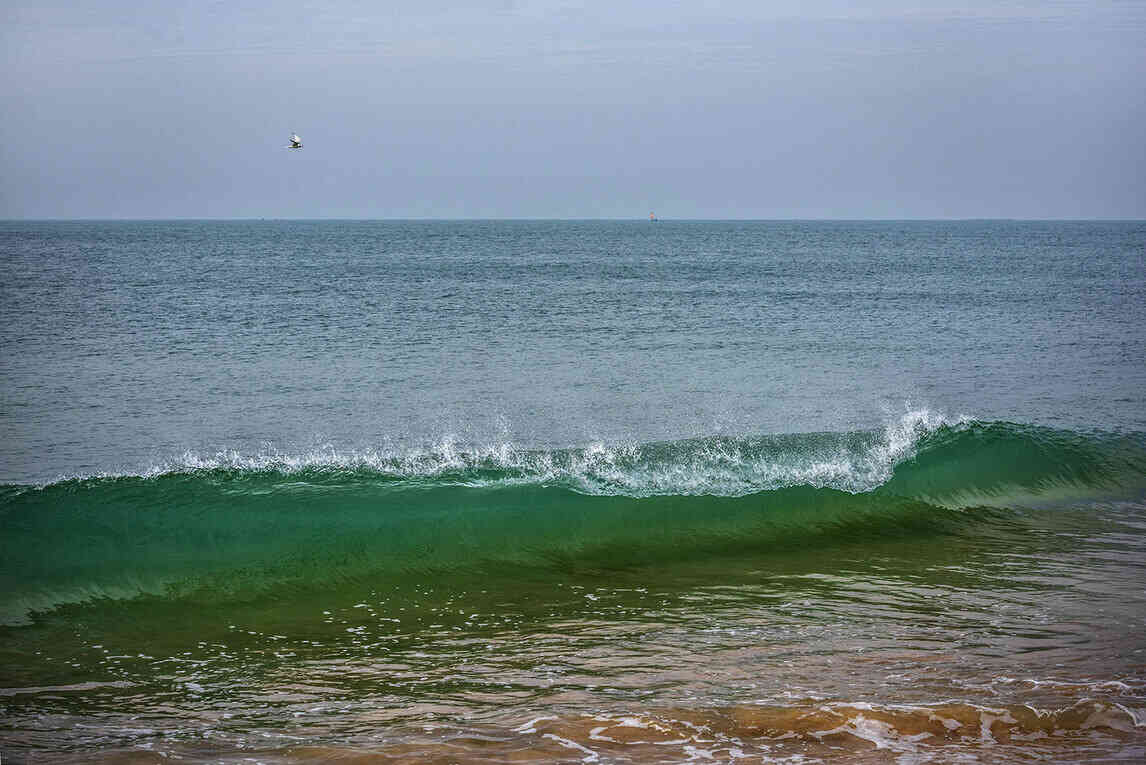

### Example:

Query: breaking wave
xmin=2 ymin=413 xmax=1143 ymax=624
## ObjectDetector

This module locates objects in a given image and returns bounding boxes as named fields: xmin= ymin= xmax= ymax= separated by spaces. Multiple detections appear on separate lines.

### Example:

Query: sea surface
xmin=1 ymin=219 xmax=1145 ymax=763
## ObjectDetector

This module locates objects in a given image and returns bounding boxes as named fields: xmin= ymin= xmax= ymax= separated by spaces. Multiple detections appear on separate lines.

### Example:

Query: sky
xmin=1 ymin=0 xmax=1143 ymax=219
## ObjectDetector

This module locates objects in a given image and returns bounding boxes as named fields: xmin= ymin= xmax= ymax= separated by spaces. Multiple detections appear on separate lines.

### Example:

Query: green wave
xmin=1 ymin=421 xmax=1143 ymax=624
xmin=886 ymin=420 xmax=1146 ymax=505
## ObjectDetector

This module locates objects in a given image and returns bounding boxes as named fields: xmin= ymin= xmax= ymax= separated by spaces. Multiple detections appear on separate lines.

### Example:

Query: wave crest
xmin=105 ymin=408 xmax=968 ymax=497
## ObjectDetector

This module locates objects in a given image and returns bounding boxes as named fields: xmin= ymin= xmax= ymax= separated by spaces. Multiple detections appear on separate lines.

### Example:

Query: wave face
xmin=2 ymin=416 xmax=1144 ymax=625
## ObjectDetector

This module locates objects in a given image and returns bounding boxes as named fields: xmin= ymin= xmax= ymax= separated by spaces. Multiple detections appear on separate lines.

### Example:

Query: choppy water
xmin=2 ymin=220 xmax=1145 ymax=763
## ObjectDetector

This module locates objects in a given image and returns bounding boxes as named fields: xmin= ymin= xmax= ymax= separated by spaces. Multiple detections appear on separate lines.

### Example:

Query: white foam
xmin=542 ymin=733 xmax=600 ymax=762
xmin=811 ymin=712 xmax=932 ymax=755
xmin=1115 ymin=704 xmax=1146 ymax=728
xmin=513 ymin=715 xmax=556 ymax=733
xmin=48 ymin=406 xmax=971 ymax=498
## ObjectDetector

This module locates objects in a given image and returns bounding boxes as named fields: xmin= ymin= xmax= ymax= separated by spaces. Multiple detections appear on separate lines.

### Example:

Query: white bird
xmin=287 ymin=133 xmax=303 ymax=149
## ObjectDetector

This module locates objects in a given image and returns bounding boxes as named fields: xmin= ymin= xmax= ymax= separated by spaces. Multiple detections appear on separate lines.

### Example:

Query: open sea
xmin=2 ymin=219 xmax=1145 ymax=763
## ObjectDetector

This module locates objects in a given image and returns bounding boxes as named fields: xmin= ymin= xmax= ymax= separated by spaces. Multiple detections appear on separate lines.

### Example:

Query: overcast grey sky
xmin=2 ymin=0 xmax=1143 ymax=218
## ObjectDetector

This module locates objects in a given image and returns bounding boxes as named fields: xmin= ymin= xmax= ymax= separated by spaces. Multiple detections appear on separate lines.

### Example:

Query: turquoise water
xmin=2 ymin=220 xmax=1145 ymax=762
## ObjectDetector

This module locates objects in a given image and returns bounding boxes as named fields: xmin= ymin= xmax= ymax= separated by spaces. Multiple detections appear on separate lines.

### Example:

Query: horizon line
xmin=3 ymin=216 xmax=1144 ymax=223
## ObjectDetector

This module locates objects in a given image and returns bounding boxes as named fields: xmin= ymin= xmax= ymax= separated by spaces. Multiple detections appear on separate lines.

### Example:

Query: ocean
xmin=1 ymin=219 xmax=1145 ymax=763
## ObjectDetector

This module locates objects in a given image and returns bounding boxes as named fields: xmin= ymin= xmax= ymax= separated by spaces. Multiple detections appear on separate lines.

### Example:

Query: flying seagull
xmin=287 ymin=133 xmax=303 ymax=149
